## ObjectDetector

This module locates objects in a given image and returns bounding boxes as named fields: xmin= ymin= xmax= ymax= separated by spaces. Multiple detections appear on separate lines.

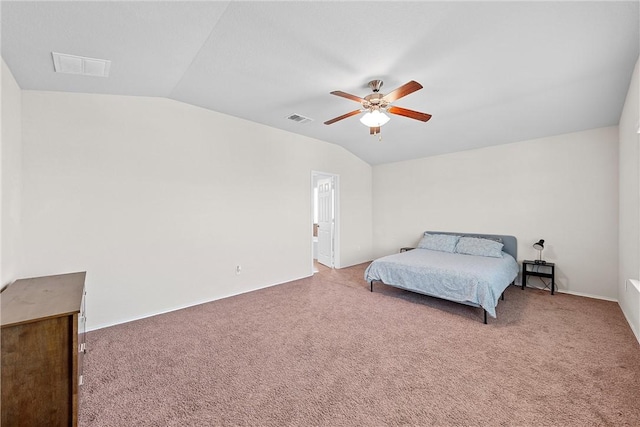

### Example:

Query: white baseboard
xmin=620 ymin=306 xmax=640 ymax=345
xmin=558 ymin=289 xmax=618 ymax=302
xmin=519 ymin=281 xmax=618 ymax=302
xmin=621 ymin=279 xmax=640 ymax=345
xmin=87 ymin=273 xmax=313 ymax=332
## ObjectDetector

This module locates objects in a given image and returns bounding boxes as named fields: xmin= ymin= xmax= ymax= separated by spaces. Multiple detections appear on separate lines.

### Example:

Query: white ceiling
xmin=2 ymin=1 xmax=638 ymax=165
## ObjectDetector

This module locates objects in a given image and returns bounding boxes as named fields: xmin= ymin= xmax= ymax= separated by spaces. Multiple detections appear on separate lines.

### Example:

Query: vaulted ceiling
xmin=2 ymin=1 xmax=638 ymax=165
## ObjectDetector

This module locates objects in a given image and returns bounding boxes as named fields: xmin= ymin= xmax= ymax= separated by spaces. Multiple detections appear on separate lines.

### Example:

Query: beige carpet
xmin=80 ymin=263 xmax=640 ymax=426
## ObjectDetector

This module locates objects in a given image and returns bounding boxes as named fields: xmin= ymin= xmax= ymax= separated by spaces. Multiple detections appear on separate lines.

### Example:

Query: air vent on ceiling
xmin=286 ymin=113 xmax=314 ymax=124
xmin=52 ymin=52 xmax=111 ymax=77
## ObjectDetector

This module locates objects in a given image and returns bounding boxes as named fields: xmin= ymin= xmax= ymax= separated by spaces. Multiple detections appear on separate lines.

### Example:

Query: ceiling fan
xmin=324 ymin=80 xmax=432 ymax=136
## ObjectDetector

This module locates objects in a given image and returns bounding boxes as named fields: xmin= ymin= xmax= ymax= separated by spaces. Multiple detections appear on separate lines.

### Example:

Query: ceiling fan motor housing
xmin=363 ymin=92 xmax=388 ymax=111
xmin=368 ymin=79 xmax=384 ymax=93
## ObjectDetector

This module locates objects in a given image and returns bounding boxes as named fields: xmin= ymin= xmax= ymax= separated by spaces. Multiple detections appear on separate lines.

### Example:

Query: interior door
xmin=317 ymin=177 xmax=333 ymax=267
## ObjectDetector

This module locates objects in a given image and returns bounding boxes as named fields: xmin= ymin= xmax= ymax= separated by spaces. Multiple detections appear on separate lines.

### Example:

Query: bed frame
xmin=370 ymin=231 xmax=518 ymax=324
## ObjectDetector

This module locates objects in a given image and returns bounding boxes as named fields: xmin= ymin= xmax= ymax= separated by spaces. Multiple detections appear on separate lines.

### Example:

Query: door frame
xmin=311 ymin=171 xmax=340 ymax=273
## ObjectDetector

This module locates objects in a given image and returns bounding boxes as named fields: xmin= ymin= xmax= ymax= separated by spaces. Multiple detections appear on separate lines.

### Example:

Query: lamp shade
xmin=360 ymin=110 xmax=390 ymax=127
xmin=533 ymin=239 xmax=545 ymax=250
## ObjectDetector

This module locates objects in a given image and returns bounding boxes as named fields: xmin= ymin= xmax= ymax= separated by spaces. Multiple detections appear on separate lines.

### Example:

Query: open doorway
xmin=311 ymin=171 xmax=339 ymax=274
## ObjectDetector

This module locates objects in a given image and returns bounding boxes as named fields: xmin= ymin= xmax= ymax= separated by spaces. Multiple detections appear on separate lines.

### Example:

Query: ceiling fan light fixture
xmin=360 ymin=110 xmax=390 ymax=127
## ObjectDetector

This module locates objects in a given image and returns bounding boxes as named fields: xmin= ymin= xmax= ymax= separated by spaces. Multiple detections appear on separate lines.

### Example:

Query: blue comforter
xmin=364 ymin=249 xmax=519 ymax=318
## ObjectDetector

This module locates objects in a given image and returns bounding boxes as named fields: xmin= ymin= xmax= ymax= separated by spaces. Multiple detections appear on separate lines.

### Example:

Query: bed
xmin=365 ymin=231 xmax=519 ymax=323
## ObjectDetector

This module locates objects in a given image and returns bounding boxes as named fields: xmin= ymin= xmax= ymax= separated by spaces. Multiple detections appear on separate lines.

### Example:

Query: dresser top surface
xmin=1 ymin=272 xmax=86 ymax=327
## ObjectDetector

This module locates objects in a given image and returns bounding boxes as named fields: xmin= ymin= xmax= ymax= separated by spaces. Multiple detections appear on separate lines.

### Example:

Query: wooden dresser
xmin=1 ymin=272 xmax=86 ymax=427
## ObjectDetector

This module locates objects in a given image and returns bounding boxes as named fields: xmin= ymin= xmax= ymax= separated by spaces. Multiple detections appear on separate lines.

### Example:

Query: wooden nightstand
xmin=522 ymin=260 xmax=555 ymax=295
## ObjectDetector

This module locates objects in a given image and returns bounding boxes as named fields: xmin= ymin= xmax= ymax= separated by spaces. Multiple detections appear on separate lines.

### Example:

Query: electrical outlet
xmin=235 ymin=265 xmax=241 ymax=275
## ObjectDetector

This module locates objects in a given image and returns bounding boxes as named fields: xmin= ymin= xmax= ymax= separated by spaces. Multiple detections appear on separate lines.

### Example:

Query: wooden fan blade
xmin=387 ymin=106 xmax=432 ymax=122
xmin=330 ymin=91 xmax=365 ymax=103
xmin=382 ymin=80 xmax=423 ymax=103
xmin=324 ymin=109 xmax=361 ymax=125
xmin=369 ymin=126 xmax=381 ymax=135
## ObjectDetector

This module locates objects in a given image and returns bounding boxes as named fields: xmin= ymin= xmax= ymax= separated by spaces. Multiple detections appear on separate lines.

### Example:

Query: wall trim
xmin=555 ymin=289 xmax=618 ymax=302
xmin=87 ymin=273 xmax=313 ymax=332
xmin=620 ymin=304 xmax=640 ymax=345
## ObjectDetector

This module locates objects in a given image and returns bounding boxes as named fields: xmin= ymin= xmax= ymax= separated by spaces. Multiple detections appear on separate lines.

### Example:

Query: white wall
xmin=20 ymin=91 xmax=372 ymax=330
xmin=618 ymin=56 xmax=640 ymax=342
xmin=1 ymin=58 xmax=23 ymax=286
xmin=373 ymin=127 xmax=619 ymax=300
xmin=11 ymin=62 xmax=636 ymax=331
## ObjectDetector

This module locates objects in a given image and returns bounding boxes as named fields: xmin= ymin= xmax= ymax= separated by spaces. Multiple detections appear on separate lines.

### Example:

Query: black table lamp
xmin=533 ymin=239 xmax=546 ymax=264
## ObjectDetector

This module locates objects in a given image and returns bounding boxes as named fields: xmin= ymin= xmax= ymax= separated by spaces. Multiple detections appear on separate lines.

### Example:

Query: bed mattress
xmin=364 ymin=248 xmax=519 ymax=318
